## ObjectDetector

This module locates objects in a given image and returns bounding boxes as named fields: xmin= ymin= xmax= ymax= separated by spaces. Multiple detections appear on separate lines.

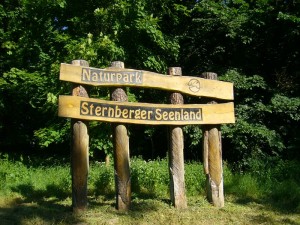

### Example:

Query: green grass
xmin=0 ymin=154 xmax=299 ymax=225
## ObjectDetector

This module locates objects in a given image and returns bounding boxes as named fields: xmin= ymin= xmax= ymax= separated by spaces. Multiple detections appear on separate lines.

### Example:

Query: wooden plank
xmin=60 ymin=63 xmax=234 ymax=100
xmin=58 ymin=95 xmax=235 ymax=125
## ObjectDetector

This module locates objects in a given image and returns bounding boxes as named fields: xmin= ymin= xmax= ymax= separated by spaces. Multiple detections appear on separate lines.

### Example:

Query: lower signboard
xmin=58 ymin=95 xmax=235 ymax=125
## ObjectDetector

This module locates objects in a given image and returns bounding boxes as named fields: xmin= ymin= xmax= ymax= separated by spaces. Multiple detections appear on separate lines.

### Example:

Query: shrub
xmin=131 ymin=157 xmax=169 ymax=197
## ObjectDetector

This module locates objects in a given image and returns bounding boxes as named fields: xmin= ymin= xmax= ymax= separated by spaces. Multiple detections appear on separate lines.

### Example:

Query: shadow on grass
xmin=249 ymin=214 xmax=300 ymax=225
xmin=232 ymin=192 xmax=300 ymax=215
xmin=0 ymin=183 xmax=170 ymax=224
xmin=0 ymin=184 xmax=83 ymax=225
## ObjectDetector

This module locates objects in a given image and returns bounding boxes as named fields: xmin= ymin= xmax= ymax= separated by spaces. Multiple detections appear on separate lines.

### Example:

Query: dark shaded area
xmin=0 ymin=184 xmax=80 ymax=225
xmin=129 ymin=125 xmax=169 ymax=160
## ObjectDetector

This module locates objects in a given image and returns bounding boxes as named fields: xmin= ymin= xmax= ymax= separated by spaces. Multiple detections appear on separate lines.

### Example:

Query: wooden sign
xmin=60 ymin=63 xmax=234 ymax=100
xmin=58 ymin=95 xmax=235 ymax=125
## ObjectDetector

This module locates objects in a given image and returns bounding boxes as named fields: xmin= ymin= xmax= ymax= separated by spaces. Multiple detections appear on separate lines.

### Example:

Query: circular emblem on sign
xmin=188 ymin=79 xmax=200 ymax=93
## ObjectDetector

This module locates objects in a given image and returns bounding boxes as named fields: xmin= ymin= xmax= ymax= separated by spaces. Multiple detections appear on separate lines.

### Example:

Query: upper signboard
xmin=60 ymin=63 xmax=234 ymax=100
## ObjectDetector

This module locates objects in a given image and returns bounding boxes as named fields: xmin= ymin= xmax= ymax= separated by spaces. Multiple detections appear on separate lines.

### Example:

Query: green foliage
xmin=64 ymin=32 xmax=125 ymax=67
xmin=33 ymin=122 xmax=69 ymax=148
xmin=90 ymin=163 xmax=115 ymax=196
xmin=131 ymin=157 xmax=170 ymax=197
xmin=3 ymin=68 xmax=46 ymax=108
xmin=0 ymin=0 xmax=300 ymax=166
xmin=91 ymin=157 xmax=206 ymax=198
xmin=270 ymin=179 xmax=300 ymax=212
xmin=1 ymin=155 xmax=299 ymax=213
xmin=179 ymin=1 xmax=300 ymax=168
xmin=224 ymin=158 xmax=300 ymax=212
xmin=225 ymin=173 xmax=261 ymax=200
xmin=0 ymin=68 xmax=49 ymax=146
xmin=183 ymin=125 xmax=203 ymax=160
xmin=220 ymin=69 xmax=267 ymax=91
xmin=89 ymin=122 xmax=113 ymax=157
xmin=184 ymin=161 xmax=205 ymax=195
xmin=270 ymin=94 xmax=300 ymax=121
xmin=0 ymin=0 xmax=182 ymax=155
xmin=219 ymin=69 xmax=299 ymax=168
xmin=0 ymin=154 xmax=71 ymax=197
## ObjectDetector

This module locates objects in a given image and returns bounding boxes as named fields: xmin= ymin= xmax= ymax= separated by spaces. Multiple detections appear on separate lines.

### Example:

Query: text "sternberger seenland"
xmin=80 ymin=101 xmax=203 ymax=122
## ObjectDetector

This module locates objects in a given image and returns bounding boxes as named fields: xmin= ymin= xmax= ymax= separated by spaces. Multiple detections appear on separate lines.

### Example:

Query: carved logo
xmin=188 ymin=79 xmax=200 ymax=93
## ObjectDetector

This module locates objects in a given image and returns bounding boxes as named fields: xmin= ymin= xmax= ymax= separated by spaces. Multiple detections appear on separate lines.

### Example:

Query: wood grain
xmin=70 ymin=60 xmax=89 ymax=213
xmin=60 ymin=63 xmax=234 ymax=100
xmin=168 ymin=67 xmax=187 ymax=209
xmin=202 ymin=72 xmax=224 ymax=208
xmin=58 ymin=95 xmax=235 ymax=125
xmin=110 ymin=61 xmax=131 ymax=211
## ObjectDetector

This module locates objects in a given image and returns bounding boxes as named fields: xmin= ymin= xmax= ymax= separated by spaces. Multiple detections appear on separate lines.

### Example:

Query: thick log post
xmin=71 ymin=60 xmax=89 ymax=213
xmin=110 ymin=61 xmax=131 ymax=211
xmin=168 ymin=67 xmax=187 ymax=209
xmin=202 ymin=72 xmax=224 ymax=208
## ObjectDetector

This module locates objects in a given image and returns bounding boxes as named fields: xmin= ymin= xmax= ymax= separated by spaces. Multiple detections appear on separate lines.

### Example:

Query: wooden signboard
xmin=60 ymin=63 xmax=234 ymax=100
xmin=58 ymin=95 xmax=235 ymax=125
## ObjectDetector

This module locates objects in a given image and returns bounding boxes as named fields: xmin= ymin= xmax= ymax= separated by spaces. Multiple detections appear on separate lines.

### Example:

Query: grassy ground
xmin=1 ymin=194 xmax=299 ymax=225
xmin=0 ymin=155 xmax=299 ymax=225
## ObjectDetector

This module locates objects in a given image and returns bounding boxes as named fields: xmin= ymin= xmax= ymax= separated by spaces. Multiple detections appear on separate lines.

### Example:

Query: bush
xmin=185 ymin=161 xmax=205 ymax=196
xmin=92 ymin=163 xmax=115 ymax=196
xmin=1 ymin=153 xmax=299 ymax=213
xmin=131 ymin=157 xmax=169 ymax=197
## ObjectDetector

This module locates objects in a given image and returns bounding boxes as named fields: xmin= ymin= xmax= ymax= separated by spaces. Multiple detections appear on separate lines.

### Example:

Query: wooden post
xmin=201 ymin=72 xmax=224 ymax=207
xmin=71 ymin=60 xmax=89 ymax=213
xmin=168 ymin=67 xmax=187 ymax=209
xmin=110 ymin=61 xmax=131 ymax=211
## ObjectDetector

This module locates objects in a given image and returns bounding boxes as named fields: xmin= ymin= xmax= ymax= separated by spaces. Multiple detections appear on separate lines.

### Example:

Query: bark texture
xmin=71 ymin=59 xmax=89 ymax=213
xmin=202 ymin=72 xmax=224 ymax=208
xmin=111 ymin=61 xmax=131 ymax=211
xmin=168 ymin=67 xmax=187 ymax=209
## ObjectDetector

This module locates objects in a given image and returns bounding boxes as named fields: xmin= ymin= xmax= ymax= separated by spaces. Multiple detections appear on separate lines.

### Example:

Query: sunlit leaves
xmin=271 ymin=95 xmax=300 ymax=121
xmin=0 ymin=0 xmax=299 ymax=163
xmin=220 ymin=69 xmax=267 ymax=91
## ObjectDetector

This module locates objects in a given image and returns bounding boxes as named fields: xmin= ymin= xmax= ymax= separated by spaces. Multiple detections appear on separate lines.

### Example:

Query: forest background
xmin=0 ymin=0 xmax=300 ymax=171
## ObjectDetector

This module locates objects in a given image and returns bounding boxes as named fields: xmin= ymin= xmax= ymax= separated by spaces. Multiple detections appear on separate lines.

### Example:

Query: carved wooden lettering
xmin=81 ymin=67 xmax=143 ymax=84
xmin=60 ymin=63 xmax=234 ymax=100
xmin=80 ymin=101 xmax=202 ymax=122
xmin=58 ymin=96 xmax=235 ymax=125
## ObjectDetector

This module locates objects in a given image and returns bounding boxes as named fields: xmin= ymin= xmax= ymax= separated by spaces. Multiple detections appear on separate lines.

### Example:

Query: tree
xmin=0 ymin=0 xmax=299 ymax=166
xmin=0 ymin=0 xmax=181 ymax=157
xmin=179 ymin=0 xmax=300 ymax=164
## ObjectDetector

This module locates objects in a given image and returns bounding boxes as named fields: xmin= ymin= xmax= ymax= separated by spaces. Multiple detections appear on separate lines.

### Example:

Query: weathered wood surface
xmin=60 ymin=63 xmax=234 ymax=100
xmin=110 ymin=61 xmax=131 ymax=211
xmin=58 ymin=95 xmax=235 ymax=125
xmin=70 ymin=60 xmax=89 ymax=213
xmin=168 ymin=67 xmax=187 ymax=209
xmin=202 ymin=72 xmax=224 ymax=208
